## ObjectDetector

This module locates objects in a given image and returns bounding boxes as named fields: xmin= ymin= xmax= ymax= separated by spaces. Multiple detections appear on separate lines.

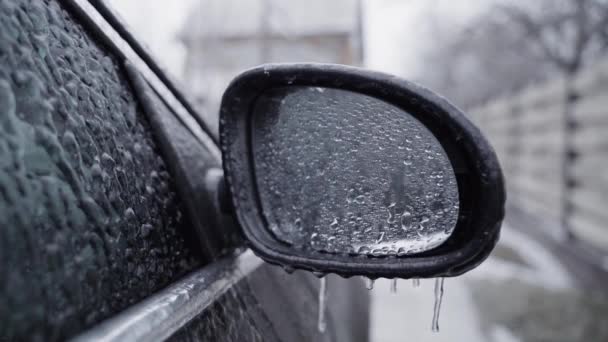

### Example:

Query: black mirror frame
xmin=220 ymin=63 xmax=505 ymax=279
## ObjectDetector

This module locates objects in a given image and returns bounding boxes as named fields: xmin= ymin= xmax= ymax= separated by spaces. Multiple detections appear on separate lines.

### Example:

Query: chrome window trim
xmin=71 ymin=250 xmax=263 ymax=342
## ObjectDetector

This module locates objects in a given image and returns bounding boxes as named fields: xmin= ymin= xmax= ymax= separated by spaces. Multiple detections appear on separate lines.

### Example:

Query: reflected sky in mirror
xmin=252 ymin=86 xmax=459 ymax=256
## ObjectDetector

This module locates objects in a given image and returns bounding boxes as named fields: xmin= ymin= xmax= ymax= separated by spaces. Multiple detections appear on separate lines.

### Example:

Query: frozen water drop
xmin=390 ymin=279 xmax=398 ymax=293
xmin=431 ymin=278 xmax=444 ymax=332
xmin=386 ymin=203 xmax=397 ymax=224
xmin=400 ymin=210 xmax=412 ymax=230
xmin=375 ymin=232 xmax=385 ymax=244
xmin=318 ymin=277 xmax=327 ymax=333
xmin=346 ymin=188 xmax=356 ymax=203
xmin=412 ymin=278 xmax=420 ymax=287
xmin=366 ymin=278 xmax=375 ymax=290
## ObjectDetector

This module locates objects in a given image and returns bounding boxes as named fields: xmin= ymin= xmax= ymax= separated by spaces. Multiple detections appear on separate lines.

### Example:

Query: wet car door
xmin=0 ymin=0 xmax=369 ymax=341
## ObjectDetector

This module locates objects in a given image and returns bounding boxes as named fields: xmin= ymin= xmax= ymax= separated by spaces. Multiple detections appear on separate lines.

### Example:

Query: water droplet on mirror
xmin=400 ymin=210 xmax=412 ymax=230
xmin=431 ymin=278 xmax=444 ymax=333
xmin=366 ymin=278 xmax=375 ymax=290
xmin=375 ymin=232 xmax=385 ymax=244
xmin=318 ymin=277 xmax=327 ymax=333
xmin=386 ymin=203 xmax=397 ymax=224
xmin=269 ymin=223 xmax=280 ymax=234
xmin=346 ymin=188 xmax=356 ymax=203
xmin=419 ymin=217 xmax=430 ymax=230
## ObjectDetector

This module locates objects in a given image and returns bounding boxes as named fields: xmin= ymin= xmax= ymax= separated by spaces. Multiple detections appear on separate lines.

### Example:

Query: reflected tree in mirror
xmin=252 ymin=87 xmax=459 ymax=256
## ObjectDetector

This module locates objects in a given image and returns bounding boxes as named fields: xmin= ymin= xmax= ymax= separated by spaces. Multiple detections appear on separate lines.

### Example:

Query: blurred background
xmin=108 ymin=0 xmax=608 ymax=341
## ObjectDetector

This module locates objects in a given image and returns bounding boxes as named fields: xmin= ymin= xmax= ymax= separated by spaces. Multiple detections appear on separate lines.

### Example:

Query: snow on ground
xmin=369 ymin=224 xmax=573 ymax=341
xmin=465 ymin=226 xmax=572 ymax=290
xmin=370 ymin=277 xmax=486 ymax=342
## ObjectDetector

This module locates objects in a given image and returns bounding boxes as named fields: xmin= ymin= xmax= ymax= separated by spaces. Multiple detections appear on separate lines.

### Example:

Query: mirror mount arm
xmin=200 ymin=167 xmax=245 ymax=252
xmin=204 ymin=168 xmax=235 ymax=217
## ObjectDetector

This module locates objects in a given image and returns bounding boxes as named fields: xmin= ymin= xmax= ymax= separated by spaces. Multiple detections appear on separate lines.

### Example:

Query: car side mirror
xmin=219 ymin=63 xmax=505 ymax=279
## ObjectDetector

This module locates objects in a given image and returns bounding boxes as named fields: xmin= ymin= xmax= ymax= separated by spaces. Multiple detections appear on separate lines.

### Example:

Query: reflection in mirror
xmin=252 ymin=86 xmax=459 ymax=256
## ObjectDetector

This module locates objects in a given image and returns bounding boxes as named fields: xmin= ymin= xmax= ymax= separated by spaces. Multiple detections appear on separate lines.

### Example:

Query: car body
xmin=0 ymin=1 xmax=369 ymax=341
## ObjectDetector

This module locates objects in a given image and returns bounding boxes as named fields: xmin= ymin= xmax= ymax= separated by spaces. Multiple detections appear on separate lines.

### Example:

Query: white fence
xmin=470 ymin=59 xmax=608 ymax=253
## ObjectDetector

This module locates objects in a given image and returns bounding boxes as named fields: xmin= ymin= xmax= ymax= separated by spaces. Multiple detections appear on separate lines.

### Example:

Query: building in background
xmin=179 ymin=0 xmax=364 ymax=134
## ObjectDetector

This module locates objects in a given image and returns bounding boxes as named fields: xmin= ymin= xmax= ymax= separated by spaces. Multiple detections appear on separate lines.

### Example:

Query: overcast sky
xmin=108 ymin=0 xmax=487 ymax=80
xmin=365 ymin=0 xmax=486 ymax=76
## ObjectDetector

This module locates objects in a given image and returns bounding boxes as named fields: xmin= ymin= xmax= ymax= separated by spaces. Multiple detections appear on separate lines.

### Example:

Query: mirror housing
xmin=220 ymin=63 xmax=505 ymax=279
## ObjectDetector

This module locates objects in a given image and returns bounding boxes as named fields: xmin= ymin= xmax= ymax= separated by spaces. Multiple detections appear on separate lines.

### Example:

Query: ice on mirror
xmin=253 ymin=86 xmax=459 ymax=256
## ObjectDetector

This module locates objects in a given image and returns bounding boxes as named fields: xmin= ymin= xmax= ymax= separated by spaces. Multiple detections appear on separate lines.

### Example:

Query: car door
xmin=0 ymin=0 xmax=369 ymax=341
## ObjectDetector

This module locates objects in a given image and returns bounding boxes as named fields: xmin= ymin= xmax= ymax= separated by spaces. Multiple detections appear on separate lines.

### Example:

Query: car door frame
xmin=62 ymin=1 xmax=369 ymax=341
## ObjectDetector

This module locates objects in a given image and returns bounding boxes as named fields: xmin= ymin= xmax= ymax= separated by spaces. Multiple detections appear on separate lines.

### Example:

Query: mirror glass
xmin=251 ymin=86 xmax=459 ymax=256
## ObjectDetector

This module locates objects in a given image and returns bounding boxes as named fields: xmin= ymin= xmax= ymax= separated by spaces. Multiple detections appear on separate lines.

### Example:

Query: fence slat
xmin=471 ymin=60 xmax=608 ymax=251
xmin=569 ymin=212 xmax=608 ymax=251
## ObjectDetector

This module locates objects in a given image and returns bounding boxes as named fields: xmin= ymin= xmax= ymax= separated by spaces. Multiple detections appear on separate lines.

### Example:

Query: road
xmin=369 ymin=224 xmax=608 ymax=342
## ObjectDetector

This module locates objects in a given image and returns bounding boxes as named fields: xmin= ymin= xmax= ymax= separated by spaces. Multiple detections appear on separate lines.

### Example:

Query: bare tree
xmin=417 ymin=9 xmax=548 ymax=108
xmin=499 ymin=0 xmax=608 ymax=237
xmin=500 ymin=0 xmax=608 ymax=78
xmin=415 ymin=0 xmax=608 ymax=109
